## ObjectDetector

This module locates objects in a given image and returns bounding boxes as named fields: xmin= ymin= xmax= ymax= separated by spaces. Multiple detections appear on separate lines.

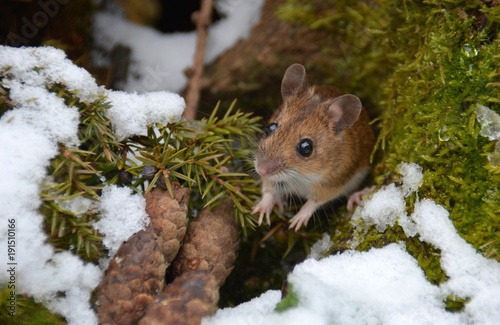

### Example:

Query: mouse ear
xmin=328 ymin=94 xmax=362 ymax=135
xmin=281 ymin=64 xmax=307 ymax=100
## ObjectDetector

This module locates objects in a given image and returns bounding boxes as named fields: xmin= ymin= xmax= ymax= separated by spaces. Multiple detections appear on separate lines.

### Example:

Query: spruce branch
xmin=134 ymin=100 xmax=262 ymax=233
xmin=34 ymin=81 xmax=125 ymax=261
xmin=2 ymin=62 xmax=262 ymax=262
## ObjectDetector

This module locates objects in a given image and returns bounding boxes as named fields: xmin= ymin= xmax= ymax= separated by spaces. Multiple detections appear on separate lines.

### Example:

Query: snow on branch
xmin=0 ymin=45 xmax=184 ymax=324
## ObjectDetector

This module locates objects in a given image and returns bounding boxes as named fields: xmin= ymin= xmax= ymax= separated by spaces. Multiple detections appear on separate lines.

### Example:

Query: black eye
xmin=296 ymin=139 xmax=313 ymax=157
xmin=264 ymin=123 xmax=278 ymax=138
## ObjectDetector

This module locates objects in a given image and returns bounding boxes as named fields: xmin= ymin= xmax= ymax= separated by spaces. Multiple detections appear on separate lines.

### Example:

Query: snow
xmin=206 ymin=245 xmax=457 ymax=325
xmin=308 ymin=233 xmax=333 ymax=260
xmin=397 ymin=162 xmax=424 ymax=195
xmin=204 ymin=163 xmax=500 ymax=325
xmin=476 ymin=104 xmax=500 ymax=141
xmin=92 ymin=0 xmax=264 ymax=93
xmin=352 ymin=183 xmax=406 ymax=232
xmin=0 ymin=46 xmax=102 ymax=325
xmin=412 ymin=200 xmax=500 ymax=324
xmin=107 ymin=90 xmax=185 ymax=140
xmin=6 ymin=82 xmax=80 ymax=145
xmin=206 ymin=290 xmax=282 ymax=324
xmin=25 ymin=252 xmax=102 ymax=325
xmin=0 ymin=44 xmax=184 ymax=324
xmin=290 ymin=244 xmax=459 ymax=325
xmin=93 ymin=185 xmax=149 ymax=257
xmin=0 ymin=46 xmax=104 ymax=102
xmin=58 ymin=196 xmax=95 ymax=216
xmin=351 ymin=162 xmax=421 ymax=236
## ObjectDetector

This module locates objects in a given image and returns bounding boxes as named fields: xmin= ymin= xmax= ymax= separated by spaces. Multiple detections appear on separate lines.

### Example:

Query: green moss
xmin=277 ymin=0 xmax=401 ymax=110
xmin=279 ymin=0 xmax=500 ymax=262
xmin=375 ymin=4 xmax=500 ymax=260
xmin=444 ymin=294 xmax=469 ymax=312
xmin=0 ymin=287 xmax=65 ymax=325
xmin=275 ymin=284 xmax=299 ymax=311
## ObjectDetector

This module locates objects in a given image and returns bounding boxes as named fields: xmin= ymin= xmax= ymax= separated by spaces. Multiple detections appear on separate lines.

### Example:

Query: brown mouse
xmin=253 ymin=63 xmax=375 ymax=230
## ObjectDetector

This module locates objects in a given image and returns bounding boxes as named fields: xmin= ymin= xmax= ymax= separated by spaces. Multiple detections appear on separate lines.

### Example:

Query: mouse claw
xmin=253 ymin=192 xmax=278 ymax=226
xmin=288 ymin=199 xmax=319 ymax=231
xmin=253 ymin=207 xmax=271 ymax=226
xmin=254 ymin=209 xmax=271 ymax=226
xmin=252 ymin=192 xmax=285 ymax=226
xmin=264 ymin=212 xmax=271 ymax=225
xmin=289 ymin=213 xmax=308 ymax=231
xmin=347 ymin=187 xmax=373 ymax=211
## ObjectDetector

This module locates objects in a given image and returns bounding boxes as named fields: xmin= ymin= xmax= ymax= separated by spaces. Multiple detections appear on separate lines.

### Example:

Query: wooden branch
xmin=184 ymin=0 xmax=214 ymax=120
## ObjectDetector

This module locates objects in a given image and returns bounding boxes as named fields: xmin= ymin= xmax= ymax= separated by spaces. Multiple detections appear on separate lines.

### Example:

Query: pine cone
xmin=96 ymin=229 xmax=166 ymax=325
xmin=171 ymin=200 xmax=240 ymax=288
xmin=145 ymin=185 xmax=191 ymax=263
xmin=138 ymin=270 xmax=219 ymax=325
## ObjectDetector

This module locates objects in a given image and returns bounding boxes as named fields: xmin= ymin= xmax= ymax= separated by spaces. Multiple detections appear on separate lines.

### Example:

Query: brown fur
xmin=255 ymin=74 xmax=375 ymax=203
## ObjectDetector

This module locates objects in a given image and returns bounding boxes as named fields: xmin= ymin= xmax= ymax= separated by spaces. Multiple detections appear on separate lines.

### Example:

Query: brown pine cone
xmin=138 ymin=270 xmax=219 ymax=325
xmin=96 ymin=229 xmax=166 ymax=325
xmin=171 ymin=199 xmax=240 ymax=288
xmin=145 ymin=185 xmax=191 ymax=263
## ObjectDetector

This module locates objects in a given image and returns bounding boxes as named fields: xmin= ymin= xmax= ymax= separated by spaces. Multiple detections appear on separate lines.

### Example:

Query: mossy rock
xmin=279 ymin=0 xmax=500 ymax=262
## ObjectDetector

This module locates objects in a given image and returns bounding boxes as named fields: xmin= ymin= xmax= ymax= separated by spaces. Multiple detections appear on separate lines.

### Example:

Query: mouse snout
xmin=255 ymin=158 xmax=284 ymax=177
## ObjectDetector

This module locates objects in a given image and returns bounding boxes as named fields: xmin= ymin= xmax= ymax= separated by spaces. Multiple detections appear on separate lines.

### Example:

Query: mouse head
xmin=255 ymin=64 xmax=362 ymax=183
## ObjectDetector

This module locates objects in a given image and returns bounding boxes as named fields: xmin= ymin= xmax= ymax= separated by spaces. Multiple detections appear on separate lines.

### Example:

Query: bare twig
xmin=184 ymin=0 xmax=214 ymax=120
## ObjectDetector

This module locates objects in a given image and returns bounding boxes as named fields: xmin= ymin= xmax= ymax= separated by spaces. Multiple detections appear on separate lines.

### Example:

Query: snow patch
xmin=204 ymin=162 xmax=500 ymax=325
xmin=94 ymin=185 xmax=149 ymax=257
xmin=58 ymin=196 xmax=95 ymax=216
xmin=107 ymin=90 xmax=185 ymax=139
xmin=308 ymin=233 xmax=333 ymax=260
xmin=0 ymin=46 xmax=103 ymax=325
xmin=352 ymin=162 xmax=421 ymax=236
xmin=412 ymin=200 xmax=500 ymax=324
xmin=0 ymin=46 xmax=104 ymax=102
xmin=204 ymin=290 xmax=281 ymax=325
xmin=0 ymin=45 xmax=183 ymax=324
xmin=290 ymin=244 xmax=458 ymax=325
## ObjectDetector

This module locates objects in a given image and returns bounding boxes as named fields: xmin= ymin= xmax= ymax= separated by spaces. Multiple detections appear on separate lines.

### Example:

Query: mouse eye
xmin=264 ymin=123 xmax=278 ymax=138
xmin=296 ymin=139 xmax=313 ymax=157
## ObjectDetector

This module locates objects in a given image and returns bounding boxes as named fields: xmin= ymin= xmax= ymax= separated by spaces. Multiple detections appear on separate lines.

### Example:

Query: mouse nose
xmin=256 ymin=164 xmax=269 ymax=176
xmin=255 ymin=159 xmax=283 ymax=177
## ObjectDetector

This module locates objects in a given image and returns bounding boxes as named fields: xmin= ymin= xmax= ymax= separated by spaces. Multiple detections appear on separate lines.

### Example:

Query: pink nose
xmin=255 ymin=159 xmax=283 ymax=177
xmin=256 ymin=164 xmax=269 ymax=176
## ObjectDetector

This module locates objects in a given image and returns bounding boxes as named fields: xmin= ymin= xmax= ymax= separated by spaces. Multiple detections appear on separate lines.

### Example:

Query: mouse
xmin=252 ymin=63 xmax=376 ymax=231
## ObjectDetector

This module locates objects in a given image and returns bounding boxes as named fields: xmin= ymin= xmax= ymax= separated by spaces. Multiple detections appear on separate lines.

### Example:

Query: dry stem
xmin=184 ymin=0 xmax=214 ymax=120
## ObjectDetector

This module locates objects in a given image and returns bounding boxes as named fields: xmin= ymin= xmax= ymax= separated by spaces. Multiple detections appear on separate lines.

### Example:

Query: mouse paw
xmin=289 ymin=212 xmax=311 ymax=231
xmin=288 ymin=199 xmax=320 ymax=231
xmin=253 ymin=192 xmax=282 ymax=226
xmin=347 ymin=187 xmax=373 ymax=211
